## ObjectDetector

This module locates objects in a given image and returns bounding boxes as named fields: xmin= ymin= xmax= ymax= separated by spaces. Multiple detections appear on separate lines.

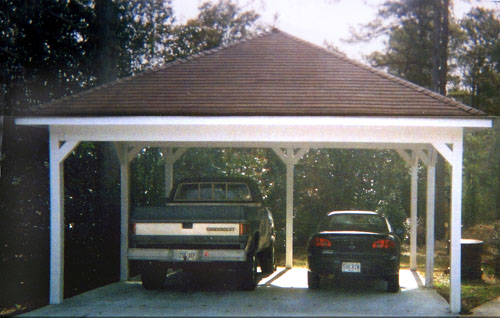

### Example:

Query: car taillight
xmin=311 ymin=237 xmax=332 ymax=247
xmin=129 ymin=223 xmax=136 ymax=235
xmin=372 ymin=239 xmax=395 ymax=249
xmin=239 ymin=223 xmax=250 ymax=235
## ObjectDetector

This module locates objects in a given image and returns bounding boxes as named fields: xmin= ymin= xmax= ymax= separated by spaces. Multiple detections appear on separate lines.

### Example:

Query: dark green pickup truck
xmin=128 ymin=178 xmax=276 ymax=290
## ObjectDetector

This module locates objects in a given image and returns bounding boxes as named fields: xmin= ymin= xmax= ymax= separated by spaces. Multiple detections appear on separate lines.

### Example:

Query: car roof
xmin=326 ymin=210 xmax=379 ymax=217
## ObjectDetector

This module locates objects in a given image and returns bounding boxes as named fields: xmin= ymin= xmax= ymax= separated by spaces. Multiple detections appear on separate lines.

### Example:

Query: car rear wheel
xmin=141 ymin=263 xmax=167 ymax=290
xmin=308 ymin=270 xmax=320 ymax=289
xmin=259 ymin=244 xmax=276 ymax=274
xmin=239 ymin=253 xmax=258 ymax=290
xmin=387 ymin=274 xmax=399 ymax=293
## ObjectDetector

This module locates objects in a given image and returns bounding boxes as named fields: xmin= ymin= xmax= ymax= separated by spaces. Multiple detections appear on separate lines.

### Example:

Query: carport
xmin=16 ymin=29 xmax=492 ymax=314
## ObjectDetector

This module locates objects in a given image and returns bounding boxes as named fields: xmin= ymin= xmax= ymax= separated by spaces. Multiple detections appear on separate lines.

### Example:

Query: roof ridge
xmin=275 ymin=29 xmax=485 ymax=116
xmin=36 ymin=29 xmax=275 ymax=111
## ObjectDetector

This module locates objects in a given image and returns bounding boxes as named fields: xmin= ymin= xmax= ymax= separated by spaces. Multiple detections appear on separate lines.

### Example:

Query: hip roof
xmin=31 ymin=29 xmax=484 ymax=118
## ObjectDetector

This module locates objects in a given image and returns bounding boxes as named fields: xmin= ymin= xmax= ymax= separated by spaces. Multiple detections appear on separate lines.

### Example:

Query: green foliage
xmin=454 ymin=8 xmax=500 ymax=114
xmin=130 ymin=147 xmax=412 ymax=254
xmin=170 ymin=0 xmax=261 ymax=58
xmin=463 ymin=119 xmax=500 ymax=226
xmin=294 ymin=149 xmax=410 ymax=243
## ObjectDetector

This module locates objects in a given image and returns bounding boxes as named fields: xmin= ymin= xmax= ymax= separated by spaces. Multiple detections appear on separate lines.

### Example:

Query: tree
xmin=171 ymin=0 xmax=261 ymax=58
xmin=348 ymin=0 xmax=436 ymax=87
xmin=455 ymin=8 xmax=500 ymax=223
xmin=347 ymin=0 xmax=459 ymax=239
xmin=0 ymin=0 xmax=96 ymax=306
xmin=0 ymin=0 xmax=178 ymax=306
xmin=455 ymin=8 xmax=500 ymax=114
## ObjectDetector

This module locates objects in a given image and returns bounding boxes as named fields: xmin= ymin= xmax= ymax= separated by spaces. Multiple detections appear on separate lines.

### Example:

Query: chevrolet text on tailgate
xmin=128 ymin=178 xmax=276 ymax=290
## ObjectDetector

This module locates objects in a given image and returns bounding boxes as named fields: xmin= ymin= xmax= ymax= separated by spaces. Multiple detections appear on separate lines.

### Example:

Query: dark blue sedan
xmin=307 ymin=211 xmax=400 ymax=292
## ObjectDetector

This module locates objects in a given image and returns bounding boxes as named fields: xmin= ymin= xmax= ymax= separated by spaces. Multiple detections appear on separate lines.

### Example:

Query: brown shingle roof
xmin=33 ymin=29 xmax=484 ymax=117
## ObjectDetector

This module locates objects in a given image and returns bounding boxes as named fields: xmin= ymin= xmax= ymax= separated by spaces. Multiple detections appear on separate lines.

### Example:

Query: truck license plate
xmin=342 ymin=262 xmax=361 ymax=273
xmin=173 ymin=250 xmax=198 ymax=261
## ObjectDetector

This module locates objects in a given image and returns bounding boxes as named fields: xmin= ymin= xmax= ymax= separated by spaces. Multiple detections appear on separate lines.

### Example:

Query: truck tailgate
xmin=129 ymin=205 xmax=250 ymax=249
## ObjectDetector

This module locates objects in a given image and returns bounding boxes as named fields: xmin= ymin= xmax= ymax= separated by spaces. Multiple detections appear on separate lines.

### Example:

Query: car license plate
xmin=342 ymin=262 xmax=361 ymax=273
xmin=173 ymin=250 xmax=198 ymax=261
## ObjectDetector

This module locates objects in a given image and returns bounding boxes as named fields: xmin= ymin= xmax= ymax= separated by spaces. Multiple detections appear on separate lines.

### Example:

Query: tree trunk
xmin=432 ymin=0 xmax=450 ymax=240
xmin=94 ymin=0 xmax=121 ymax=279
xmin=495 ymin=119 xmax=500 ymax=220
xmin=95 ymin=0 xmax=118 ymax=84
xmin=439 ymin=0 xmax=449 ymax=95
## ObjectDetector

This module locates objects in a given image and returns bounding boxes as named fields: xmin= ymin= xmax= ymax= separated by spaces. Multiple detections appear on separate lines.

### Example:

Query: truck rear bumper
xmin=128 ymin=248 xmax=247 ymax=262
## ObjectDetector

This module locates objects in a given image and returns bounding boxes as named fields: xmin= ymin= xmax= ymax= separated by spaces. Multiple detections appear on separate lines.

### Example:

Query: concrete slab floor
xmin=21 ymin=268 xmax=452 ymax=317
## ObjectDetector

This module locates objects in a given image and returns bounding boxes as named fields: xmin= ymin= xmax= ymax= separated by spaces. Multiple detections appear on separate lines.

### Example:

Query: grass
xmin=400 ymin=243 xmax=500 ymax=314
xmin=431 ymin=264 xmax=500 ymax=314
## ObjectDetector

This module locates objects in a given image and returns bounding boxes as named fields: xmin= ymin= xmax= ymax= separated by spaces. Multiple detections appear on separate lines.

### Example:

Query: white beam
xmin=292 ymin=148 xmax=310 ymax=165
xmin=432 ymin=143 xmax=454 ymax=164
xmin=116 ymin=143 xmax=130 ymax=281
xmin=50 ymin=124 xmax=467 ymax=145
xmin=168 ymin=147 xmax=187 ymax=163
xmin=128 ymin=145 xmax=144 ymax=163
xmin=56 ymin=140 xmax=80 ymax=162
xmin=425 ymin=147 xmax=437 ymax=287
xmin=272 ymin=147 xmax=289 ymax=163
xmin=415 ymin=148 xmax=430 ymax=166
xmin=396 ymin=149 xmax=412 ymax=166
xmin=450 ymin=131 xmax=464 ymax=314
xmin=410 ymin=151 xmax=418 ymax=271
xmin=117 ymin=141 xmax=439 ymax=151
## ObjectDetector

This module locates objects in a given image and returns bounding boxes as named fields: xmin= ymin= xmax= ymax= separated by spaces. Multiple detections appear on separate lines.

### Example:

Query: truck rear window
xmin=174 ymin=182 xmax=253 ymax=202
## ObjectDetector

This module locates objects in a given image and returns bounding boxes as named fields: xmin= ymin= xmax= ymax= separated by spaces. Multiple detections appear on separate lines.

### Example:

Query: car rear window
xmin=174 ymin=182 xmax=253 ymax=202
xmin=319 ymin=213 xmax=389 ymax=233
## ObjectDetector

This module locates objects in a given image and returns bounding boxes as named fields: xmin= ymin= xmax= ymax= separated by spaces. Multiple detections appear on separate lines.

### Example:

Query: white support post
xmin=410 ymin=151 xmax=419 ymax=271
xmin=272 ymin=147 xmax=309 ymax=269
xmin=286 ymin=160 xmax=294 ymax=269
xmin=49 ymin=134 xmax=64 ymax=304
xmin=116 ymin=143 xmax=130 ymax=282
xmin=162 ymin=147 xmax=187 ymax=196
xmin=48 ymin=130 xmax=80 ymax=304
xmin=164 ymin=148 xmax=174 ymax=197
xmin=425 ymin=147 xmax=437 ymax=288
xmin=449 ymin=132 xmax=464 ymax=314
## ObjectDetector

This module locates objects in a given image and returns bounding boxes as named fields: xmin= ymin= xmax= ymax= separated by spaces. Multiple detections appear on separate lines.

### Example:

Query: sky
xmin=171 ymin=0 xmax=500 ymax=62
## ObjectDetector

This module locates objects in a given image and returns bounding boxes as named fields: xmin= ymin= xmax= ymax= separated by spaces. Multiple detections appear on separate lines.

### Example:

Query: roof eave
xmin=15 ymin=115 xmax=493 ymax=129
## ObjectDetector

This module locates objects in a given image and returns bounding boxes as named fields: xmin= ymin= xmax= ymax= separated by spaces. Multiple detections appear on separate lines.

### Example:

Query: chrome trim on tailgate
xmin=128 ymin=248 xmax=247 ymax=262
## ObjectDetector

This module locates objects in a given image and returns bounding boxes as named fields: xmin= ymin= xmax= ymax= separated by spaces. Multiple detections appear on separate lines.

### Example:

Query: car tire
xmin=387 ymin=274 xmax=399 ymax=293
xmin=239 ymin=253 xmax=258 ymax=291
xmin=259 ymin=244 xmax=276 ymax=274
xmin=308 ymin=270 xmax=320 ymax=289
xmin=141 ymin=263 xmax=167 ymax=290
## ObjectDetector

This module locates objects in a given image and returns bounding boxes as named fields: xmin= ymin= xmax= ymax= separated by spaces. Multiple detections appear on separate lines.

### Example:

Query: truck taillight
xmin=129 ymin=223 xmax=136 ymax=235
xmin=239 ymin=223 xmax=250 ymax=235
xmin=311 ymin=237 xmax=331 ymax=247
xmin=372 ymin=239 xmax=395 ymax=249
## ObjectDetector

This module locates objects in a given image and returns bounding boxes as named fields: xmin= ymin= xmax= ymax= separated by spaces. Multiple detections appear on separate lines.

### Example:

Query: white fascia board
xmin=15 ymin=116 xmax=493 ymax=128
xmin=50 ymin=123 xmax=463 ymax=144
